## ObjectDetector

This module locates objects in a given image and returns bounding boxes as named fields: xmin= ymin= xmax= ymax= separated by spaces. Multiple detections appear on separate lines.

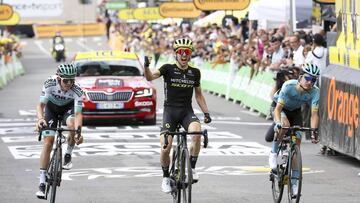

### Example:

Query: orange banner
xmin=33 ymin=23 xmax=106 ymax=38
xmin=160 ymin=2 xmax=201 ymax=18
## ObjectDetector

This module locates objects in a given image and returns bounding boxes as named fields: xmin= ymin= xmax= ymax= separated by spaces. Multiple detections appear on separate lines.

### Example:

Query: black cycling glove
xmin=204 ymin=113 xmax=212 ymax=124
xmin=144 ymin=56 xmax=150 ymax=68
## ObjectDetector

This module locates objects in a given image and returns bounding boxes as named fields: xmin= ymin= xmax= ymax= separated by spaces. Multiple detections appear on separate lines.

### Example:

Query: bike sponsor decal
xmin=8 ymin=142 xmax=270 ymax=159
xmin=60 ymin=166 xmax=323 ymax=181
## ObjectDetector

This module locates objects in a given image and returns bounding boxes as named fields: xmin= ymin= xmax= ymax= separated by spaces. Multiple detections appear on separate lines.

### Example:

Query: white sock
xmin=40 ymin=169 xmax=46 ymax=184
xmin=66 ymin=145 xmax=74 ymax=155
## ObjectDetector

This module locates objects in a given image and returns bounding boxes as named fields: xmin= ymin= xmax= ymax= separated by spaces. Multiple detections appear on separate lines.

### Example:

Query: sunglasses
xmin=61 ymin=78 xmax=75 ymax=84
xmin=176 ymin=48 xmax=192 ymax=56
xmin=303 ymin=75 xmax=317 ymax=83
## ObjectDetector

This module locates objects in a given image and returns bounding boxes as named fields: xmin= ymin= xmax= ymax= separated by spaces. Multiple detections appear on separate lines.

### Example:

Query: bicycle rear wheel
xmin=179 ymin=149 xmax=192 ymax=203
xmin=50 ymin=147 xmax=62 ymax=203
xmin=288 ymin=145 xmax=302 ymax=203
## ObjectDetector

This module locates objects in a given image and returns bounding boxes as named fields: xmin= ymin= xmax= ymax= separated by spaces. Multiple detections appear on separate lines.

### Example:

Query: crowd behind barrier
xmin=0 ymin=34 xmax=25 ymax=89
xmin=108 ymin=19 xmax=331 ymax=117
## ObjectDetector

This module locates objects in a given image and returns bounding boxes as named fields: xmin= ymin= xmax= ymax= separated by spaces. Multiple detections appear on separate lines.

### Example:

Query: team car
xmin=73 ymin=50 xmax=157 ymax=125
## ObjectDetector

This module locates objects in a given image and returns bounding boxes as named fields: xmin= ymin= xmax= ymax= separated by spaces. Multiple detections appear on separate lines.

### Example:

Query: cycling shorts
xmin=161 ymin=106 xmax=200 ymax=135
xmin=42 ymin=101 xmax=74 ymax=137
xmin=282 ymin=108 xmax=302 ymax=139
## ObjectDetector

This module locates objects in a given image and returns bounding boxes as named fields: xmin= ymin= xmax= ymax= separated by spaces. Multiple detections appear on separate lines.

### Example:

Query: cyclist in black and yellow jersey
xmin=143 ymin=38 xmax=212 ymax=193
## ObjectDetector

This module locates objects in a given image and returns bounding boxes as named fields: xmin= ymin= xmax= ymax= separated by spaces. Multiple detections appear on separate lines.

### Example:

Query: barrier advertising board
xmin=319 ymin=64 xmax=360 ymax=160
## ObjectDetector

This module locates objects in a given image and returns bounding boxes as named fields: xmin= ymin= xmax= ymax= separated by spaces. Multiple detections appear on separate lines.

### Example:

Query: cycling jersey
xmin=39 ymin=75 xmax=83 ymax=113
xmin=159 ymin=63 xmax=200 ymax=107
xmin=273 ymin=79 xmax=319 ymax=112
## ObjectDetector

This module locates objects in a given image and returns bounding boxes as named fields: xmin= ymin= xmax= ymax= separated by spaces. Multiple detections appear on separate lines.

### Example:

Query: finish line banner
xmin=319 ymin=64 xmax=360 ymax=160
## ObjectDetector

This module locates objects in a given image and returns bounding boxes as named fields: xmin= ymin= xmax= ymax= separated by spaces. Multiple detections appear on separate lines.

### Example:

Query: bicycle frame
xmin=38 ymin=119 xmax=79 ymax=203
xmin=270 ymin=126 xmax=317 ymax=203
xmin=164 ymin=129 xmax=208 ymax=203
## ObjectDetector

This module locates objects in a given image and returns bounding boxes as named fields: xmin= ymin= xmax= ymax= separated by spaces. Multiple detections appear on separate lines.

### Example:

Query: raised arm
xmin=143 ymin=56 xmax=161 ymax=81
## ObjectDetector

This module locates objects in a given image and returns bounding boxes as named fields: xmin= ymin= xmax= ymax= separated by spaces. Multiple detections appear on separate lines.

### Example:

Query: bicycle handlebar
xmin=163 ymin=129 xmax=208 ymax=149
xmin=281 ymin=126 xmax=317 ymax=132
xmin=38 ymin=127 xmax=81 ymax=142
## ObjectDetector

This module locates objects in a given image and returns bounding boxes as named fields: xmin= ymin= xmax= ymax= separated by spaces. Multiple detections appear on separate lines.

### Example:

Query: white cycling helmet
xmin=302 ymin=63 xmax=320 ymax=77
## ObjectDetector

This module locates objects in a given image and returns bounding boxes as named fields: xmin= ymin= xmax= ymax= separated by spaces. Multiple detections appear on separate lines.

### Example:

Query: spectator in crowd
xmin=268 ymin=36 xmax=285 ymax=71
xmin=305 ymin=34 xmax=327 ymax=73
xmin=289 ymin=35 xmax=305 ymax=67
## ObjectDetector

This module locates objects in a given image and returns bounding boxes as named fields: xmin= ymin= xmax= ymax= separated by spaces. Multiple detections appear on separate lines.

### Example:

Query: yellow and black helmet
xmin=172 ymin=38 xmax=193 ymax=51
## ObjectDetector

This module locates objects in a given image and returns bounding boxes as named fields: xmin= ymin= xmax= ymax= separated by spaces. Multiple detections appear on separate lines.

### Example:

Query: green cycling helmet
xmin=57 ymin=63 xmax=77 ymax=78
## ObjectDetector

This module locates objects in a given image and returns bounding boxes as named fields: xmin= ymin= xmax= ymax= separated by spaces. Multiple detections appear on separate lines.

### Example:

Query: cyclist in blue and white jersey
xmin=35 ymin=63 xmax=84 ymax=199
xmin=268 ymin=63 xmax=320 ymax=197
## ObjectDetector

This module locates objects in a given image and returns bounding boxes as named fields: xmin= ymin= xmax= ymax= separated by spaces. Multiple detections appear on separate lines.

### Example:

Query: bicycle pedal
xmin=269 ymin=173 xmax=274 ymax=181
xmin=36 ymin=195 xmax=46 ymax=200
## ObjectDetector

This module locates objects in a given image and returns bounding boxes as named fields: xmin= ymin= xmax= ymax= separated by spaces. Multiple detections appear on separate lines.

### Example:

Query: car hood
xmin=76 ymin=76 xmax=153 ymax=89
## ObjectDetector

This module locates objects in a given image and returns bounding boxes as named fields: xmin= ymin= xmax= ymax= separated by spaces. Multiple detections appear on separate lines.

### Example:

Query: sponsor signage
xmin=10 ymin=0 xmax=63 ymax=17
xmin=313 ymin=0 xmax=335 ymax=4
xmin=159 ymin=2 xmax=201 ymax=18
xmin=320 ymin=64 xmax=360 ymax=160
xmin=118 ymin=8 xmax=134 ymax=20
xmin=0 ymin=11 xmax=20 ymax=25
xmin=105 ymin=1 xmax=127 ymax=10
xmin=0 ymin=4 xmax=13 ymax=20
xmin=193 ymin=0 xmax=250 ymax=11
xmin=133 ymin=7 xmax=163 ymax=20
xmin=135 ymin=101 xmax=153 ymax=107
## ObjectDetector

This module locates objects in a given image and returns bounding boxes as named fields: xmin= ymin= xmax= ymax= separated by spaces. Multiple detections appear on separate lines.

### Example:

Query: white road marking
xmin=211 ymin=121 xmax=271 ymax=126
xmin=34 ymin=40 xmax=51 ymax=57
xmin=2 ymin=131 xmax=241 ymax=143
xmin=19 ymin=110 xmax=36 ymax=116
xmin=76 ymin=39 xmax=93 ymax=51
xmin=8 ymin=142 xmax=270 ymax=159
xmin=59 ymin=166 xmax=324 ymax=180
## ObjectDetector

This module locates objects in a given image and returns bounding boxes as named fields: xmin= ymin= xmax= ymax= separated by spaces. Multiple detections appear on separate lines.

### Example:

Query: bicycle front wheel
xmin=271 ymin=163 xmax=285 ymax=203
xmin=50 ymin=147 xmax=62 ymax=203
xmin=288 ymin=145 xmax=302 ymax=203
xmin=170 ymin=147 xmax=179 ymax=203
xmin=179 ymin=149 xmax=192 ymax=203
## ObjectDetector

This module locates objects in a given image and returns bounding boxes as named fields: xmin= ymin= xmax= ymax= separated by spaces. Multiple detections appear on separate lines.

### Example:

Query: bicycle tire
xmin=50 ymin=146 xmax=61 ymax=203
xmin=180 ymin=149 xmax=192 ymax=203
xmin=170 ymin=147 xmax=179 ymax=203
xmin=288 ymin=145 xmax=302 ymax=203
xmin=271 ymin=147 xmax=286 ymax=203
xmin=45 ymin=154 xmax=55 ymax=199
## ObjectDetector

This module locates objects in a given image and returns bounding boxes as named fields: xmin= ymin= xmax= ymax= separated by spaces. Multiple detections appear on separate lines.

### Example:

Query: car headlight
xmin=135 ymin=88 xmax=153 ymax=97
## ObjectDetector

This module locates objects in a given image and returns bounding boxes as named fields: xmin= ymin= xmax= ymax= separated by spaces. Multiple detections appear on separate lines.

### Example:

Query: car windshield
xmin=76 ymin=61 xmax=142 ymax=77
